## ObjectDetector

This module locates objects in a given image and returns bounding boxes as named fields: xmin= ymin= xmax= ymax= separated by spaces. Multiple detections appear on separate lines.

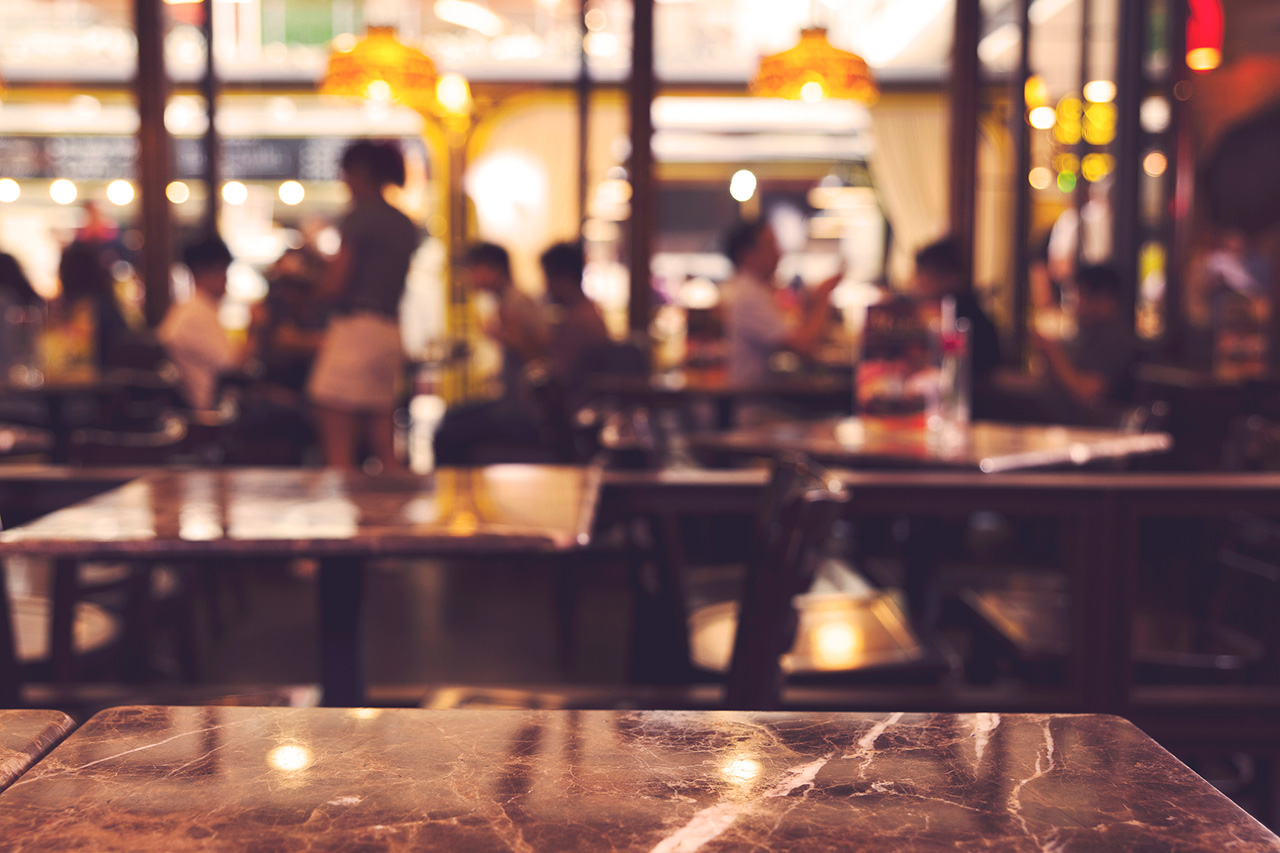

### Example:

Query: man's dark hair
xmin=183 ymin=235 xmax=234 ymax=273
xmin=341 ymin=140 xmax=407 ymax=188
xmin=914 ymin=237 xmax=967 ymax=279
xmin=462 ymin=242 xmax=511 ymax=277
xmin=540 ymin=241 xmax=585 ymax=284
xmin=723 ymin=219 xmax=770 ymax=268
xmin=1074 ymin=264 xmax=1123 ymax=301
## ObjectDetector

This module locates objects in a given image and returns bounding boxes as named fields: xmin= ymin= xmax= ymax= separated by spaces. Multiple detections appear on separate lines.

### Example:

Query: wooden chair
xmin=961 ymin=515 xmax=1280 ymax=686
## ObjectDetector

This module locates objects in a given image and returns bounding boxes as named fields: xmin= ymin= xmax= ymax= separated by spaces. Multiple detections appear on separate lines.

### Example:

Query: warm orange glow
xmin=1187 ymin=47 xmax=1222 ymax=72
xmin=1186 ymin=0 xmax=1224 ymax=74
xmin=752 ymin=28 xmax=877 ymax=104
xmin=1024 ymin=75 xmax=1048 ymax=108
xmin=322 ymin=26 xmax=438 ymax=114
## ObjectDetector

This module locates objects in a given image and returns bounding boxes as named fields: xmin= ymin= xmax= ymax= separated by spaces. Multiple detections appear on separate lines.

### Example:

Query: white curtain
xmin=868 ymin=97 xmax=949 ymax=286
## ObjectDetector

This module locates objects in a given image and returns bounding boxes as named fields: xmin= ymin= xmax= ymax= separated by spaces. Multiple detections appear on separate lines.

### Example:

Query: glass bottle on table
xmin=930 ymin=296 xmax=970 ymax=449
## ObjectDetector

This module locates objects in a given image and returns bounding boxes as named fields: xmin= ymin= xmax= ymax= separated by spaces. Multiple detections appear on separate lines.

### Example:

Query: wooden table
xmin=0 ymin=706 xmax=1274 ymax=851
xmin=589 ymin=373 xmax=853 ymax=428
xmin=0 ymin=466 xmax=603 ymax=706
xmin=689 ymin=417 xmax=1172 ymax=471
xmin=0 ymin=710 xmax=73 ymax=793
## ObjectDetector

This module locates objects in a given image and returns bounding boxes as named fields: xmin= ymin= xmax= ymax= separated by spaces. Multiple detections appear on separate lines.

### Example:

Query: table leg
xmin=0 ymin=561 xmax=20 ymax=707
xmin=318 ymin=557 xmax=366 ymax=707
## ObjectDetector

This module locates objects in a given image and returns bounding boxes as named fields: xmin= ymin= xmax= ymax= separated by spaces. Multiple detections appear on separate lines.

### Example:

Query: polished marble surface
xmin=0 ymin=707 xmax=1275 ymax=851
xmin=0 ymin=466 xmax=602 ymax=557
xmin=0 ymin=710 xmax=75 ymax=793
xmin=691 ymin=417 xmax=1172 ymax=472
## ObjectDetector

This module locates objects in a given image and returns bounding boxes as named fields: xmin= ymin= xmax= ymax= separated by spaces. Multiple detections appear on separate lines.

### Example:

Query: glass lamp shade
xmin=323 ymin=26 xmax=439 ymax=114
xmin=751 ymin=27 xmax=878 ymax=104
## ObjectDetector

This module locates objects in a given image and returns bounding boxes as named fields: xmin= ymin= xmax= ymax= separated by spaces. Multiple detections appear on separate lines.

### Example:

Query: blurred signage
xmin=0 ymin=136 xmax=428 ymax=181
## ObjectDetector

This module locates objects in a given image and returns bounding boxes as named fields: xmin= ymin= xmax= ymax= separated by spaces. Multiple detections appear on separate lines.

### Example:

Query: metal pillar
xmin=1113 ymin=0 xmax=1147 ymax=331
xmin=948 ymin=0 xmax=981 ymax=277
xmin=626 ymin=0 xmax=655 ymax=336
xmin=135 ymin=0 xmax=173 ymax=327
xmin=1009 ymin=0 xmax=1033 ymax=364
xmin=576 ymin=0 xmax=592 ymax=232
xmin=201 ymin=0 xmax=220 ymax=235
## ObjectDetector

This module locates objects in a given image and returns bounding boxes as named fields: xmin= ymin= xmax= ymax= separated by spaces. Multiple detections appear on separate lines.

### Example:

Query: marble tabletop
xmin=0 ymin=710 xmax=75 ymax=793
xmin=0 ymin=707 xmax=1274 ymax=851
xmin=690 ymin=417 xmax=1173 ymax=472
xmin=0 ymin=465 xmax=603 ymax=558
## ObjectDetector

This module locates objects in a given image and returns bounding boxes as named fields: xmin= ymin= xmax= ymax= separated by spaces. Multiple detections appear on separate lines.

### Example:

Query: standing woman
xmin=308 ymin=140 xmax=420 ymax=470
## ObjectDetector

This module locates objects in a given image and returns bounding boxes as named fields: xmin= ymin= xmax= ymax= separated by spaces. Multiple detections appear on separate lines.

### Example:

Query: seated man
xmin=911 ymin=237 xmax=1003 ymax=386
xmin=463 ymin=241 xmax=549 ymax=398
xmin=541 ymin=241 xmax=610 ymax=393
xmin=158 ymin=236 xmax=243 ymax=410
xmin=721 ymin=219 xmax=841 ymax=387
xmin=1031 ymin=264 xmax=1137 ymax=425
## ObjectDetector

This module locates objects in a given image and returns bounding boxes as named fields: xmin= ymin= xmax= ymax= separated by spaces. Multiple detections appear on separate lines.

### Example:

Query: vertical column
xmin=135 ymin=0 xmax=174 ymax=327
xmin=1113 ymin=0 xmax=1147 ymax=331
xmin=948 ymin=0 xmax=981 ymax=276
xmin=576 ymin=0 xmax=592 ymax=232
xmin=1074 ymin=0 xmax=1092 ymax=268
xmin=201 ymin=0 xmax=220 ymax=235
xmin=627 ymin=0 xmax=655 ymax=337
xmin=1009 ymin=0 xmax=1033 ymax=364
xmin=1165 ymin=0 xmax=1191 ymax=359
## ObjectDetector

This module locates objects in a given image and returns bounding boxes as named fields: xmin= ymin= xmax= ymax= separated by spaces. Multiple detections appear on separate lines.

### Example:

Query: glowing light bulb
xmin=106 ymin=179 xmax=135 ymax=206
xmin=729 ymin=169 xmax=757 ymax=203
xmin=222 ymin=181 xmax=248 ymax=205
xmin=800 ymin=80 xmax=826 ymax=102
xmin=1028 ymin=106 xmax=1057 ymax=130
xmin=0 ymin=179 xmax=19 ymax=203
xmin=278 ymin=180 xmax=305 ymax=205
xmin=50 ymin=179 xmax=77 ymax=205
xmin=166 ymin=181 xmax=190 ymax=204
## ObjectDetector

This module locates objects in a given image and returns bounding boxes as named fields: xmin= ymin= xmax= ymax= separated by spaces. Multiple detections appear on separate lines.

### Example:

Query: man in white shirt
xmin=721 ymin=220 xmax=840 ymax=386
xmin=158 ymin=236 xmax=242 ymax=410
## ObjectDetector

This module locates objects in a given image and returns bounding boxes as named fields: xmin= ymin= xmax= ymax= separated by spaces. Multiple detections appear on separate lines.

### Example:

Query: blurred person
xmin=0 ymin=252 xmax=45 ymax=388
xmin=720 ymin=219 xmax=841 ymax=388
xmin=54 ymin=240 xmax=131 ymax=369
xmin=158 ymin=235 xmax=244 ymax=410
xmin=307 ymin=140 xmax=420 ymax=471
xmin=252 ymin=245 xmax=331 ymax=393
xmin=912 ymin=237 xmax=1003 ymax=385
xmin=541 ymin=241 xmax=610 ymax=391
xmin=431 ymin=242 xmax=547 ymax=466
xmin=462 ymin=241 xmax=549 ymax=397
xmin=1029 ymin=264 xmax=1137 ymax=425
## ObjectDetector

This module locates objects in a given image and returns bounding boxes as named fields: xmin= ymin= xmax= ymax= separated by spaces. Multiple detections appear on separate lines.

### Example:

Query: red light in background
xmin=1187 ymin=0 xmax=1224 ymax=73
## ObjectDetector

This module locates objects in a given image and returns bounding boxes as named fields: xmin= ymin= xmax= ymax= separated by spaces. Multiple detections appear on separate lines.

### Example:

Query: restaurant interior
xmin=2 ymin=0 xmax=1280 ymax=848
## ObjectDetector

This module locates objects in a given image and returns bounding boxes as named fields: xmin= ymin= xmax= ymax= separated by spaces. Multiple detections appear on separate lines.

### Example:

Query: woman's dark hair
xmin=723 ymin=219 xmax=771 ymax=268
xmin=59 ymin=241 xmax=113 ymax=302
xmin=0 ymin=252 xmax=42 ymax=306
xmin=341 ymin=140 xmax=407 ymax=188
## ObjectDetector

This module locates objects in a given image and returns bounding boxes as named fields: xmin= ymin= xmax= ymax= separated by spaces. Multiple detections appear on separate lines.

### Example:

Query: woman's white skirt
xmin=307 ymin=313 xmax=404 ymax=412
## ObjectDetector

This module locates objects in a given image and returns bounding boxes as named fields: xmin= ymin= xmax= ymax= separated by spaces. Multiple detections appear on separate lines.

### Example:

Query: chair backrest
xmin=724 ymin=453 xmax=850 ymax=710
xmin=67 ymin=411 xmax=190 ymax=466
xmin=1209 ymin=516 xmax=1280 ymax=682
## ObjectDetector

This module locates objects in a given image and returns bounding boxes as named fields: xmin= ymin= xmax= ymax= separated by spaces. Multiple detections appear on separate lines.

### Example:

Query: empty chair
xmin=961 ymin=515 xmax=1280 ymax=685
xmin=67 ymin=411 xmax=190 ymax=466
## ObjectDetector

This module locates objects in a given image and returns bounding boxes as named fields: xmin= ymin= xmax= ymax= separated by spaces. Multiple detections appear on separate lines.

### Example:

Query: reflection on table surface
xmin=0 ymin=710 xmax=75 ymax=792
xmin=692 ymin=417 xmax=1173 ymax=472
xmin=0 ymin=706 xmax=1273 ymax=851
xmin=0 ymin=466 xmax=602 ymax=555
